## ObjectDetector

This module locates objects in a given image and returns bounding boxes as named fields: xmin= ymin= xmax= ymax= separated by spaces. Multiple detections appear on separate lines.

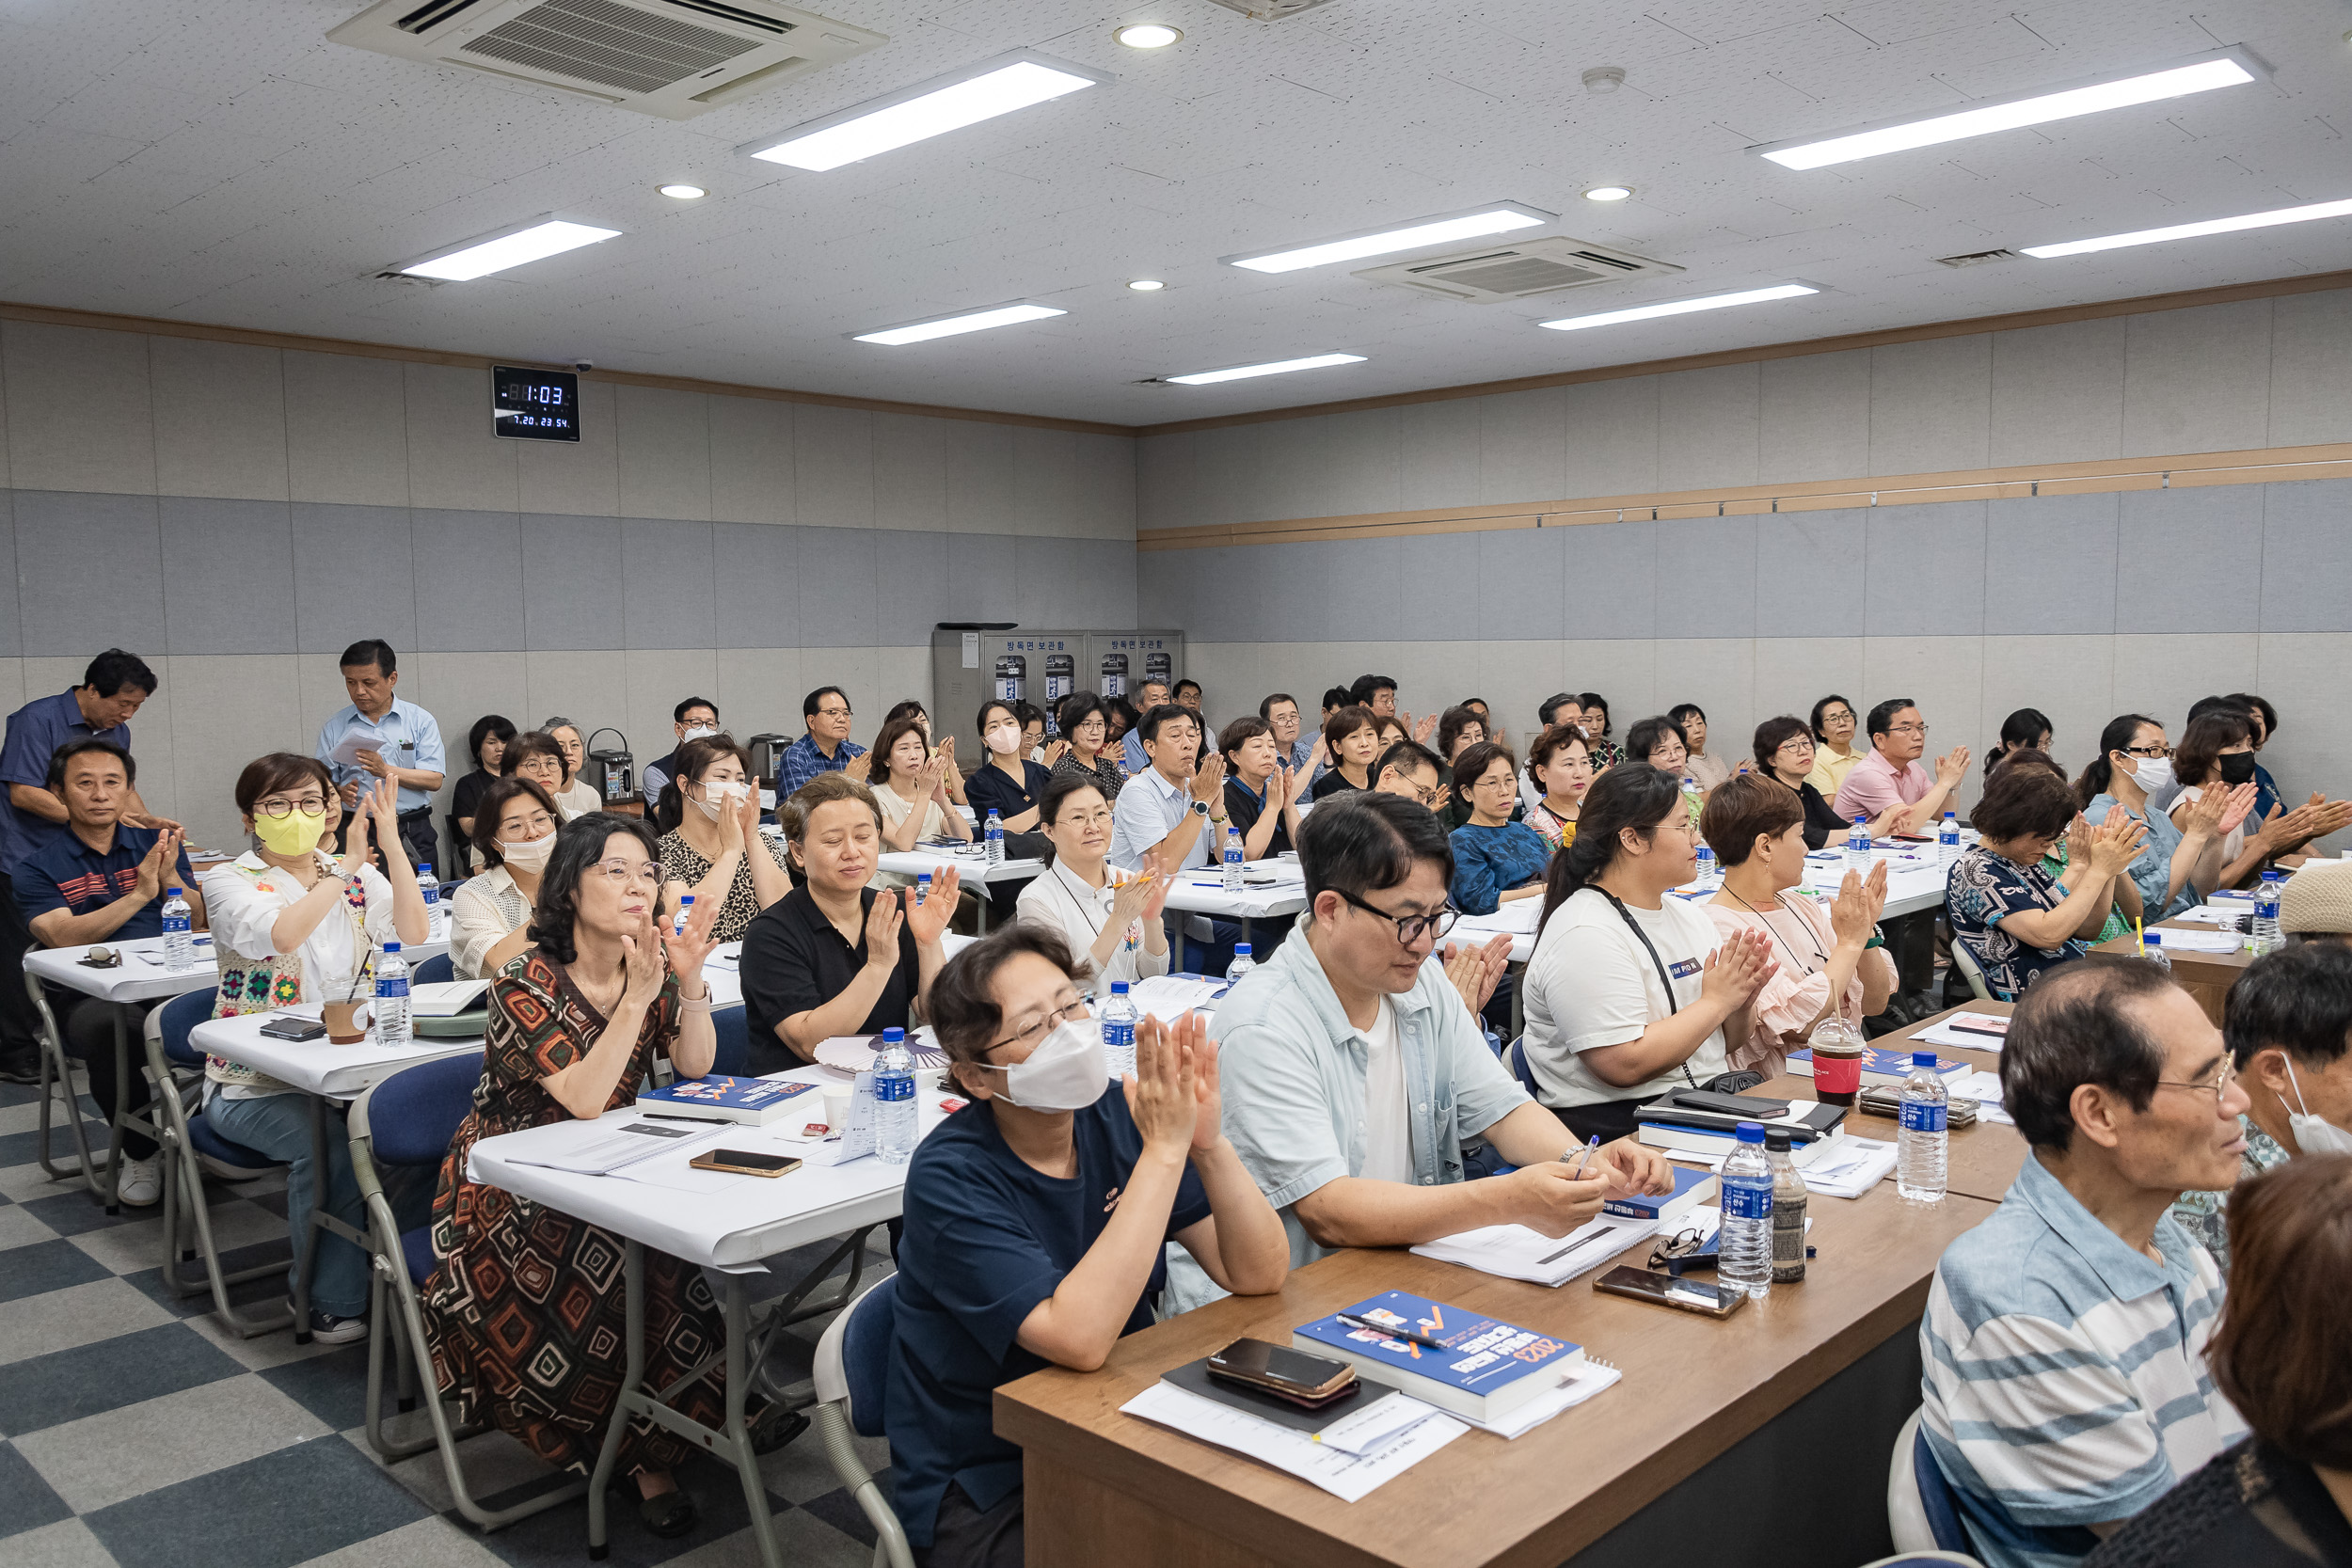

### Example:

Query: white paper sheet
xmin=505 ymin=1117 xmax=723 ymax=1176
xmin=2142 ymin=929 xmax=2247 ymax=955
xmin=1409 ymin=1214 xmax=1657 ymax=1287
xmin=1949 ymin=1071 xmax=2014 ymax=1125
xmin=1120 ymin=1382 xmax=1465 ymax=1502
xmin=1309 ymin=1391 xmax=1435 ymax=1456
xmin=1455 ymin=897 xmax=1542 ymax=937
xmin=1915 ymin=1012 xmax=2011 ymax=1051
xmin=1124 ymin=974 xmax=1228 ymax=1022
xmin=1456 ymin=1360 xmax=1624 ymax=1439
xmin=1792 ymin=1134 xmax=1899 ymax=1198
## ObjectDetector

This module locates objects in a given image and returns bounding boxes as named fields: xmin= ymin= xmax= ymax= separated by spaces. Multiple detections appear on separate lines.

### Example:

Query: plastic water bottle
xmin=873 ymin=1028 xmax=916 ymax=1165
xmin=1225 ymin=943 xmax=1255 ymax=988
xmin=1100 ymin=981 xmax=1138 ymax=1079
xmin=2141 ymin=930 xmax=2170 ymax=974
xmin=984 ymin=809 xmax=1005 ymax=864
xmin=1693 ymin=844 xmax=1717 ymax=887
xmin=161 ymin=887 xmax=194 ymax=972
xmin=417 ymin=864 xmax=439 ymax=920
xmin=374 ymin=942 xmax=412 ymax=1046
xmin=1845 ymin=816 xmax=1873 ymax=874
xmin=672 ymin=892 xmax=694 ymax=937
xmin=1718 ymin=1122 xmax=1774 ymax=1300
xmin=915 ymin=870 xmax=932 ymax=907
xmin=1222 ymin=825 xmax=1244 ymax=893
xmin=1938 ymin=812 xmax=1961 ymax=868
xmin=2252 ymin=871 xmax=2283 ymax=955
xmin=1898 ymin=1050 xmax=1948 ymax=1204
xmin=1767 ymin=1128 xmax=1809 ymax=1284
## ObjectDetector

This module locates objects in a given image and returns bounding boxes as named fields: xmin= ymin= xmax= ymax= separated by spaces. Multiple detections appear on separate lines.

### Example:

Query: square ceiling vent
xmin=329 ymin=0 xmax=886 ymax=119
xmin=1354 ymin=237 xmax=1683 ymax=303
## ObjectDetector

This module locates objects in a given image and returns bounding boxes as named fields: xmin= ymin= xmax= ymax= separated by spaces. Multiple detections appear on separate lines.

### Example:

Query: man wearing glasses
xmin=1173 ymin=793 xmax=1672 ymax=1304
xmin=1835 ymin=698 xmax=1973 ymax=1022
xmin=777 ymin=686 xmax=867 ymax=795
xmin=1369 ymin=740 xmax=1448 ymax=813
xmin=1918 ymin=961 xmax=2250 ymax=1568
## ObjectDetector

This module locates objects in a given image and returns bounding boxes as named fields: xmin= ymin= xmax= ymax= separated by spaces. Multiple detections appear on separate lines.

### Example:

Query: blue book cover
xmin=1788 ymin=1047 xmax=1968 ymax=1082
xmin=1292 ymin=1291 xmax=1583 ymax=1420
xmin=1599 ymin=1164 xmax=1718 ymax=1223
xmin=634 ymin=1075 xmax=817 ymax=1126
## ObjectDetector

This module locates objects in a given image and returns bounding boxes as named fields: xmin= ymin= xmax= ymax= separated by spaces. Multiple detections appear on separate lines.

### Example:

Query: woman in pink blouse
xmin=1697 ymin=774 xmax=1897 ymax=1073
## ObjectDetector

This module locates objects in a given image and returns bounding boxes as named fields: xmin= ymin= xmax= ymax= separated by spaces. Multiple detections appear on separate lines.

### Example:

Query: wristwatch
xmin=1190 ymin=798 xmax=1211 ymax=817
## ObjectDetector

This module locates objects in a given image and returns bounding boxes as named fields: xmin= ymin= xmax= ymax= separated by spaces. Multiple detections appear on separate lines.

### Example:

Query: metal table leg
xmin=586 ymin=1239 xmax=640 ymax=1560
xmin=296 ymin=1093 xmax=324 ymax=1342
xmin=100 ymin=1006 xmax=133 ymax=1214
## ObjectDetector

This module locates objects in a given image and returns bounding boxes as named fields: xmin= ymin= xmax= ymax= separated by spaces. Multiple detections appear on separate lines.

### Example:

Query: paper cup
xmin=820 ymin=1085 xmax=853 ymax=1133
xmin=1811 ymin=1044 xmax=1865 ymax=1105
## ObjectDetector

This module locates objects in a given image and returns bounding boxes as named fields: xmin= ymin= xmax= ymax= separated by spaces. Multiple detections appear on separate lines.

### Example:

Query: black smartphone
xmin=259 ymin=1016 xmax=327 ymax=1041
xmin=1669 ymin=1088 xmax=1790 ymax=1118
xmin=1594 ymin=1265 xmax=1748 ymax=1318
xmin=689 ymin=1148 xmax=802 ymax=1177
xmin=1206 ymin=1338 xmax=1358 ymax=1405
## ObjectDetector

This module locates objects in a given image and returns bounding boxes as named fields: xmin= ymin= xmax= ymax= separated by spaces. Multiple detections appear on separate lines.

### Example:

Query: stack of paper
xmin=1409 ymin=1214 xmax=1656 ymax=1287
xmin=1792 ymin=1135 xmax=1899 ymax=1198
xmin=505 ymin=1117 xmax=722 ymax=1176
xmin=1120 ymin=1383 xmax=1465 ymax=1502
xmin=1916 ymin=1011 xmax=2011 ymax=1051
xmin=2142 ymin=929 xmax=2246 ymax=955
xmin=1124 ymin=974 xmax=1227 ymax=1022
xmin=1949 ymin=1070 xmax=2013 ymax=1125
xmin=1456 ymin=898 xmax=1543 ymax=937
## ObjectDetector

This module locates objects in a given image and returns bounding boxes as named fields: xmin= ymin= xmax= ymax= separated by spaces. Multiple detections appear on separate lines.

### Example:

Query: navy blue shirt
xmin=962 ymin=758 xmax=1052 ymax=825
xmin=0 ymin=691 xmax=134 ymax=876
xmin=15 ymin=824 xmax=193 ymax=940
xmin=887 ymin=1088 xmax=1210 ymax=1546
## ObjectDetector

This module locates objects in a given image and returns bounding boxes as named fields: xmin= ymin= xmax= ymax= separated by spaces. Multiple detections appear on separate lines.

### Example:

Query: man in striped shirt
xmin=1920 ymin=961 xmax=2251 ymax=1568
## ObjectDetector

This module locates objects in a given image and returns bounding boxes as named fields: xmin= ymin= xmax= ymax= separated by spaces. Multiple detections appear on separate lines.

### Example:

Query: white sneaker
xmin=116 ymin=1156 xmax=162 ymax=1207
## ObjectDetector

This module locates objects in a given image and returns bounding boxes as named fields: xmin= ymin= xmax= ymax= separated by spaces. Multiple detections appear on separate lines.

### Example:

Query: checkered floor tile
xmin=0 ymin=1079 xmax=898 ymax=1568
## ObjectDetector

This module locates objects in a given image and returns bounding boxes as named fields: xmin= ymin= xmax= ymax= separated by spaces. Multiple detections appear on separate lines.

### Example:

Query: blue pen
xmin=1562 ymin=1133 xmax=1600 ymax=1178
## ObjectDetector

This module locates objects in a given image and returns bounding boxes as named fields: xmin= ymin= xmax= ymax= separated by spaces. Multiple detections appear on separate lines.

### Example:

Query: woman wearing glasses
xmin=199 ymin=755 xmax=429 ymax=1343
xmin=450 ymin=776 xmax=559 ymax=979
xmin=1050 ymin=693 xmax=1125 ymax=804
xmin=421 ymin=814 xmax=779 ymax=1540
xmin=1947 ymin=764 xmax=2148 ymax=1000
xmin=1016 ymin=778 xmax=1171 ymax=987
xmin=1447 ymin=742 xmax=1550 ymax=916
xmin=890 ymin=925 xmax=1288 ymax=1567
xmin=501 ymin=729 xmax=575 ymax=817
xmin=2078 ymin=714 xmax=2246 ymax=921
xmin=1750 ymin=717 xmax=1905 ymax=849
xmin=1804 ymin=694 xmax=1867 ymax=800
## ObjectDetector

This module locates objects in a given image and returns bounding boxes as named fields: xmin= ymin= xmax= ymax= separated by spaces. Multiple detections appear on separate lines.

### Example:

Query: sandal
xmin=639 ymin=1487 xmax=699 ymax=1540
xmin=750 ymin=1405 xmax=810 ymax=1455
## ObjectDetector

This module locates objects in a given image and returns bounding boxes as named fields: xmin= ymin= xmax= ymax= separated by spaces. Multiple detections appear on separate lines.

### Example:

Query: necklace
xmin=1724 ymin=884 xmax=1826 ymax=968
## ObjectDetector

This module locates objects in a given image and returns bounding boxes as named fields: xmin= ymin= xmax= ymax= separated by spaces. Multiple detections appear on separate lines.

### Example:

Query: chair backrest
xmin=360 ymin=1051 xmax=485 ymax=1167
xmin=1947 ymin=937 xmax=1996 ymax=1002
xmin=711 ymin=1005 xmax=749 ymax=1077
xmin=814 ymin=1276 xmax=898 ymax=1436
xmin=414 ymin=952 xmax=454 ymax=986
xmin=1507 ymin=1036 xmax=1541 ymax=1098
xmin=158 ymin=988 xmax=220 ymax=1069
xmin=1887 ymin=1408 xmax=1976 ymax=1555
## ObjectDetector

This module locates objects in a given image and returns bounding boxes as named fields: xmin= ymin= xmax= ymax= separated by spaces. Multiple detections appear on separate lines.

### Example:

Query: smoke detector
xmin=328 ymin=0 xmax=886 ymax=119
xmin=1354 ymin=236 xmax=1682 ymax=304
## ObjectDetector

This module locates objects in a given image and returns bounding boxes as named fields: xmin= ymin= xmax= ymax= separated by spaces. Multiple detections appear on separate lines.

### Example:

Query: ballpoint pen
xmin=1334 ymin=1313 xmax=1449 ymax=1352
xmin=1561 ymin=1133 xmax=1601 ymax=1178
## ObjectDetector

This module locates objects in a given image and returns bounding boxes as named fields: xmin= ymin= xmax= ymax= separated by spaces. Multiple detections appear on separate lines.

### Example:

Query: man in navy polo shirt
xmin=0 ymin=648 xmax=168 ymax=1083
xmin=17 ymin=739 xmax=202 ymax=1205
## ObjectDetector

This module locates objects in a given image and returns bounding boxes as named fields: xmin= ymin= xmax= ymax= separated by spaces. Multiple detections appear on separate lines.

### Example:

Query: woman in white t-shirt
xmin=1519 ymin=763 xmax=1777 ymax=1142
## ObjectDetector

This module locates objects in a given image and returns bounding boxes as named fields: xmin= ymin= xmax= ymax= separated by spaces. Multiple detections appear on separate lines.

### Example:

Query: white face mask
xmin=979 ymin=1020 xmax=1108 ymax=1112
xmin=501 ymin=830 xmax=556 ymax=874
xmin=693 ymin=779 xmax=752 ymax=820
xmin=2128 ymin=754 xmax=2175 ymax=794
xmin=679 ymin=724 xmax=719 ymax=746
xmin=984 ymin=725 xmax=1022 ymax=756
xmin=2283 ymin=1058 xmax=2352 ymax=1156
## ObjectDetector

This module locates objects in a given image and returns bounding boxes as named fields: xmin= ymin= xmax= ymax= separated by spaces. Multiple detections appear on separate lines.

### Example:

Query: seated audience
xmin=1017 ymin=778 xmax=1171 ymax=988
xmin=17 ymin=739 xmax=201 ymax=1206
xmin=1628 ymin=715 xmax=1704 ymax=827
xmin=202 ymin=760 xmax=426 ymax=1342
xmin=2146 ymin=695 xmax=2249 ymax=818
xmin=1102 ymin=696 xmax=1137 ymax=762
xmin=892 ymin=928 xmax=1287 ymax=1567
xmin=777 ymin=686 xmax=868 ymax=794
xmin=884 ymin=698 xmax=931 ymax=737
xmin=868 ymin=715 xmax=974 ymax=865
xmin=640 ymin=696 xmax=719 ymax=809
xmin=1051 ymin=693 xmax=1124 ymax=803
xmin=887 ymin=698 xmax=968 ymax=807
xmin=2169 ymin=708 xmax=2351 ymax=891
xmin=501 ymin=729 xmax=574 ymax=816
xmin=1013 ymin=701 xmax=1058 ymax=769
xmin=1119 ymin=679 xmax=1172 ymax=775
xmin=1348 ymin=673 xmax=1398 ymax=721
xmin=1436 ymin=705 xmax=1486 ymax=765
xmin=1919 ymin=961 xmax=2249 ymax=1568
xmin=1523 ymin=724 xmax=1596 ymax=850
xmin=1576 ymin=692 xmax=1624 ymax=769
xmin=740 ymin=774 xmax=958 ymax=1069
xmin=453 ymin=714 xmax=516 ymax=868
xmin=1805 ymin=693 xmax=1867 ymax=800
xmin=1947 ymin=765 xmax=2147 ymax=1001
xmin=540 ymin=716 xmax=602 ymax=817
xmin=1983 ymin=706 xmax=2053 ymax=779
xmin=1752 ymin=716 xmax=1863 ymax=848
xmin=1699 ymin=774 xmax=1895 ymax=1073
xmin=450 ymin=777 xmax=559 ymax=980
xmin=1220 ymin=718 xmax=1302 ymax=861
xmin=2229 ymin=691 xmax=2286 ymax=822
xmin=1520 ymin=764 xmax=1776 ymax=1141
xmin=2079 ymin=715 xmax=2243 ymax=921
xmin=2083 ymin=1156 xmax=2352 ymax=1568
xmin=654 ymin=735 xmax=792 ymax=944
xmin=1172 ymin=677 xmax=1202 ymax=714
xmin=965 ymin=701 xmax=1053 ymax=832
xmin=1261 ymin=691 xmax=1317 ymax=776
xmin=1373 ymin=715 xmax=1412 ymax=756
xmin=2282 ymin=864 xmax=2352 ymax=944
xmin=1995 ymin=749 xmax=2141 ymax=945
xmin=1669 ymin=704 xmax=1731 ymax=791
xmin=1447 ymin=742 xmax=1549 ymax=915
xmin=1836 ymin=698 xmax=1972 ymax=1019
xmin=1306 ymin=705 xmax=1380 ymax=801
xmin=1205 ymin=793 xmax=1672 ymax=1290
xmin=1369 ymin=739 xmax=1447 ymax=810
xmin=422 ymin=815 xmax=770 ymax=1540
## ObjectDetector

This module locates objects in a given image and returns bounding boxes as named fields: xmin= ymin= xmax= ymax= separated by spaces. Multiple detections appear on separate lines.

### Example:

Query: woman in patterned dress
xmin=421 ymin=812 xmax=773 ymax=1540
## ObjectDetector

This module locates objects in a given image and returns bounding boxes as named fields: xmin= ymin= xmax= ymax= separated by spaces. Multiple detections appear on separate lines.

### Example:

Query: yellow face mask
xmin=252 ymin=808 xmax=327 ymax=857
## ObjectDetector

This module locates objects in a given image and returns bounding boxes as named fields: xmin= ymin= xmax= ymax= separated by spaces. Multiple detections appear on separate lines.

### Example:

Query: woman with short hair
xmin=2169 ymin=707 xmax=2350 ymax=891
xmin=1447 ymin=742 xmax=1549 ymax=915
xmin=1306 ymin=706 xmax=1380 ymax=801
xmin=1804 ymin=694 xmax=1867 ymax=800
xmin=1436 ymin=705 xmax=1486 ymax=764
xmin=452 ymin=776 xmax=560 ymax=979
xmin=1669 ymin=704 xmax=1730 ymax=792
xmin=653 ymin=734 xmax=792 ymax=943
xmin=1523 ymin=724 xmax=1595 ymax=851
xmin=1576 ymin=692 xmax=1624 ymax=770
xmin=1994 ymin=748 xmax=2140 ymax=946
xmin=868 ymin=714 xmax=974 ymax=858
xmin=539 ymin=717 xmax=603 ymax=818
xmin=1948 ymin=763 xmax=2147 ymax=999
xmin=453 ymin=714 xmax=517 ymax=866
xmin=1016 ymin=777 xmax=1171 ymax=987
xmin=1218 ymin=717 xmax=1302 ymax=862
xmin=1050 ymin=692 xmax=1125 ymax=804
xmin=965 ymin=700 xmax=1054 ymax=833
xmin=501 ymin=730 xmax=574 ymax=817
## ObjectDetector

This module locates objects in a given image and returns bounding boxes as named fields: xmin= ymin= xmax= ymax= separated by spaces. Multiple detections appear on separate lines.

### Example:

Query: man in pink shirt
xmin=1833 ymin=699 xmax=1972 ymax=1024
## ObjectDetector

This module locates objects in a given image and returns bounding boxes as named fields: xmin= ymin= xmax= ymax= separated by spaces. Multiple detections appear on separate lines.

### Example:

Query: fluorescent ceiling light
xmin=1115 ymin=24 xmax=1182 ymax=48
xmin=1126 ymin=278 xmax=1165 ymax=291
xmin=399 ymin=218 xmax=619 ymax=281
xmin=2022 ymin=196 xmax=2352 ymax=258
xmin=742 ymin=52 xmax=1109 ymax=172
xmin=852 ymin=301 xmax=1067 ymax=346
xmin=1582 ymin=184 xmax=1633 ymax=201
xmin=657 ymin=183 xmax=706 ymax=199
xmin=1223 ymin=202 xmax=1553 ymax=274
xmin=1754 ymin=47 xmax=2261 ymax=170
xmin=1539 ymin=283 xmax=1817 ymax=332
xmin=1167 ymin=353 xmax=1366 ymax=386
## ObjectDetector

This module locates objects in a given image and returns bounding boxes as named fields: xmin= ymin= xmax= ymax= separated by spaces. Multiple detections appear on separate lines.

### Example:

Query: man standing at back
xmin=1834 ymin=697 xmax=1969 ymax=1020
xmin=314 ymin=640 xmax=446 ymax=871
xmin=0 ymin=649 xmax=167 ymax=1083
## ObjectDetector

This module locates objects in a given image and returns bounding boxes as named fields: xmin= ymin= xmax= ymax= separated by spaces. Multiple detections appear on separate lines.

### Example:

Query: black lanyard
xmin=1595 ymin=889 xmax=1702 ymax=1090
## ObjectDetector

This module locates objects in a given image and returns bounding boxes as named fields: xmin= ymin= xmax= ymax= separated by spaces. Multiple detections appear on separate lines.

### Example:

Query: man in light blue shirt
xmin=314 ymin=640 xmax=446 ymax=871
xmin=1119 ymin=678 xmax=1171 ymax=778
xmin=1261 ymin=692 xmax=1317 ymax=777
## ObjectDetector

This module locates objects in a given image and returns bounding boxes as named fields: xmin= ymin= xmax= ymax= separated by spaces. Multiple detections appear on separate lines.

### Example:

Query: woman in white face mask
xmin=452 ymin=777 xmax=560 ymax=979
xmin=963 ymin=700 xmax=1053 ymax=836
xmin=2078 ymin=713 xmax=2243 ymax=921
xmin=2170 ymin=942 xmax=2352 ymax=1271
xmin=890 ymin=926 xmax=1290 ymax=1567
xmin=654 ymin=734 xmax=791 ymax=944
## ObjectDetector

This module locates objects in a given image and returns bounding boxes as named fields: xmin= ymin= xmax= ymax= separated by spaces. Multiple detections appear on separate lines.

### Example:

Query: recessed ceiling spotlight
xmin=657 ymin=183 xmax=707 ymax=199
xmin=1753 ymin=46 xmax=2261 ymax=170
xmin=397 ymin=217 xmax=621 ymax=281
xmin=1166 ymin=353 xmax=1366 ymax=386
xmin=1127 ymin=278 xmax=1166 ymax=291
xmin=1539 ymin=283 xmax=1818 ymax=332
xmin=851 ymin=300 xmax=1068 ymax=346
xmin=741 ymin=51 xmax=1109 ymax=172
xmin=2021 ymin=196 xmax=2352 ymax=258
xmin=1582 ymin=66 xmax=1625 ymax=95
xmin=1115 ymin=24 xmax=1182 ymax=48
xmin=1223 ymin=202 xmax=1553 ymax=273
xmin=1582 ymin=184 xmax=1633 ymax=202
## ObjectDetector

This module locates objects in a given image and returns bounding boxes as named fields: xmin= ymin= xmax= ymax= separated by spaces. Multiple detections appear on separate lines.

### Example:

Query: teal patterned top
xmin=2170 ymin=1117 xmax=2291 ymax=1273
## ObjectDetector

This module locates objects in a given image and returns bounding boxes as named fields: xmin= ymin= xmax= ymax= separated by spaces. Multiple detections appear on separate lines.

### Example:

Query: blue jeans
xmin=204 ymin=1087 xmax=370 ymax=1318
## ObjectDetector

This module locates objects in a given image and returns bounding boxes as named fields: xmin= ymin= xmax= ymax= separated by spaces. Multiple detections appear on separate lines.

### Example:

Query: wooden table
xmin=999 ymin=1179 xmax=1996 ymax=1568
xmin=1755 ymin=1000 xmax=2027 ymax=1205
xmin=2089 ymin=920 xmax=2249 ymax=1027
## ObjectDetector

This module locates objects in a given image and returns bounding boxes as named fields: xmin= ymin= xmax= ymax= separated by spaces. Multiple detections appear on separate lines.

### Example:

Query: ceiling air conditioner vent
xmin=1935 ymin=247 xmax=2019 ymax=268
xmin=1354 ymin=237 xmax=1683 ymax=304
xmin=329 ymin=0 xmax=885 ymax=119
xmin=1205 ymin=0 xmax=1343 ymax=18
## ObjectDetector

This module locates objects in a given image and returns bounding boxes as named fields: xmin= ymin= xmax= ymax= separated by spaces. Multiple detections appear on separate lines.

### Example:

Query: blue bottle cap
xmin=1913 ymin=1050 xmax=1936 ymax=1068
xmin=1735 ymin=1120 xmax=1765 ymax=1142
xmin=1110 ymin=980 xmax=1129 ymax=993
xmin=1235 ymin=943 xmax=1251 ymax=956
xmin=2144 ymin=932 xmax=2161 ymax=945
xmin=882 ymin=1027 xmax=904 ymax=1043
xmin=418 ymin=864 xmax=433 ymax=877
xmin=1853 ymin=816 xmax=1867 ymax=825
xmin=167 ymin=887 xmax=182 ymax=896
xmin=383 ymin=942 xmax=401 ymax=953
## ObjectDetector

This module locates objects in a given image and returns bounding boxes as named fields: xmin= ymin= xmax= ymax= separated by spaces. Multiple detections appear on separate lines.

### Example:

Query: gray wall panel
xmin=520 ymin=514 xmax=624 ymax=653
xmin=1864 ymin=502 xmax=1985 ymax=637
xmin=2259 ymin=479 xmax=2352 ymax=634
xmin=291 ymin=502 xmax=416 ymax=656
xmin=711 ymin=522 xmax=798 ymax=650
xmin=1982 ymin=493 xmax=2117 ymax=637
xmin=13 ymin=491 xmax=163 ymax=657
xmin=160 ymin=497 xmax=296 ymax=655
xmin=618 ymin=517 xmax=717 ymax=647
xmin=411 ymin=508 xmax=524 ymax=653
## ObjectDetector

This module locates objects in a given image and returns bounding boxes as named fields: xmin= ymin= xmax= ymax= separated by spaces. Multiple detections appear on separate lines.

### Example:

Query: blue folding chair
xmin=811 ymin=1278 xmax=914 ymax=1568
xmin=414 ymin=952 xmax=455 ymax=986
xmin=711 ymin=1004 xmax=749 ymax=1076
xmin=350 ymin=1051 xmax=584 ymax=1530
xmin=1887 ymin=1407 xmax=1981 ymax=1555
xmin=148 ymin=989 xmax=294 ymax=1338
xmin=1507 ymin=1035 xmax=1542 ymax=1099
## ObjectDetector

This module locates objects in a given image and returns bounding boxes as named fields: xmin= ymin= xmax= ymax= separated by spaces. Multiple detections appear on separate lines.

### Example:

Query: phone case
xmin=1594 ymin=1265 xmax=1748 ymax=1318
xmin=689 ymin=1151 xmax=799 ymax=1178
xmin=1204 ymin=1365 xmax=1360 ymax=1408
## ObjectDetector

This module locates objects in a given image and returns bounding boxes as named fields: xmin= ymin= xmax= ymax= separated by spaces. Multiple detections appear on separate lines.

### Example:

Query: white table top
xmin=192 ymin=1007 xmax=483 ymax=1099
xmin=874 ymin=847 xmax=1044 ymax=886
xmin=25 ymin=927 xmax=453 ymax=1005
xmin=1160 ymin=869 xmax=1311 ymax=922
xmin=468 ymin=1064 xmax=957 ymax=1268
